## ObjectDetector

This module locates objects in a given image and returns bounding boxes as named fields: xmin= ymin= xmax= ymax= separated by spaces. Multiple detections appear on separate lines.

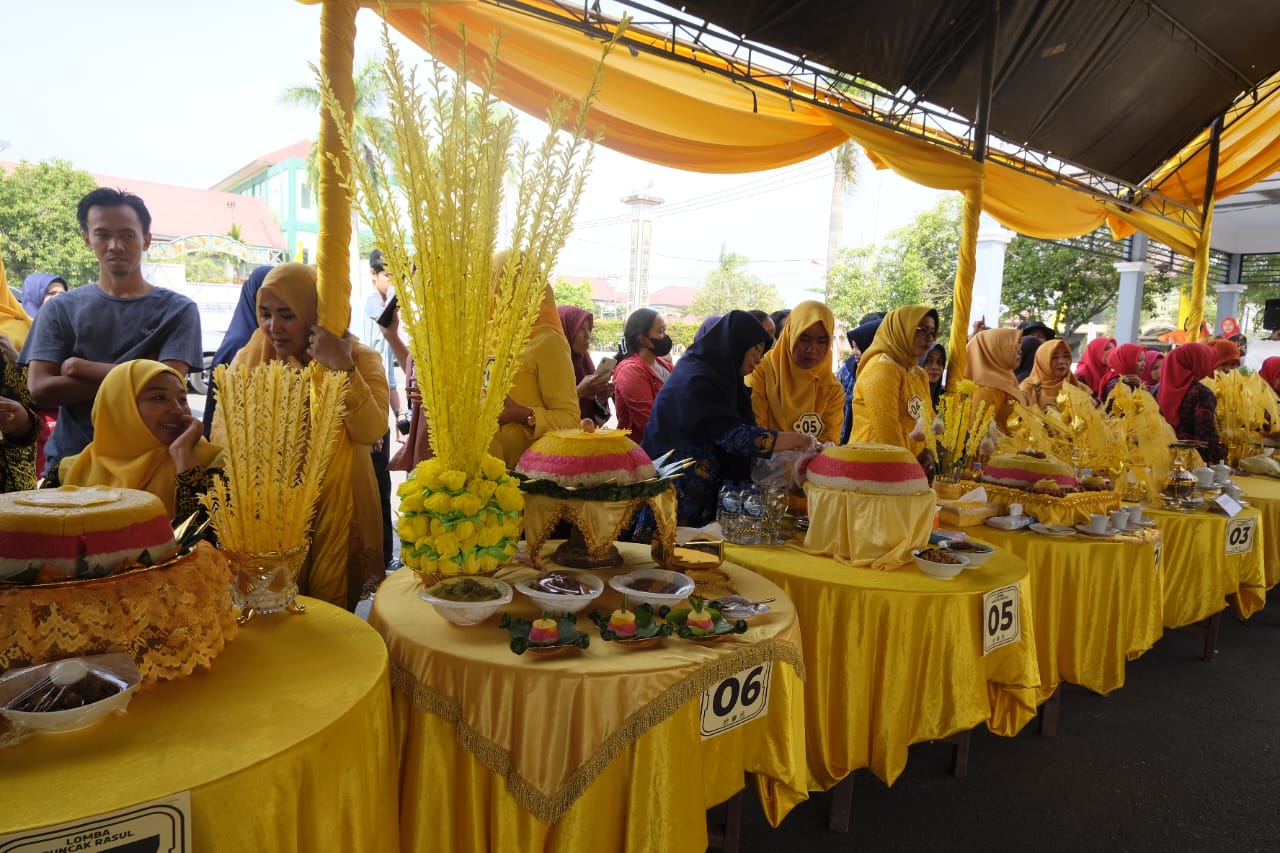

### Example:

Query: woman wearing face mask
xmin=1020 ymin=338 xmax=1082 ymax=409
xmin=612 ymin=308 xmax=675 ymax=437
xmin=641 ymin=312 xmax=815 ymax=527
xmin=45 ymin=359 xmax=223 ymax=521
xmin=747 ymin=300 xmax=843 ymax=444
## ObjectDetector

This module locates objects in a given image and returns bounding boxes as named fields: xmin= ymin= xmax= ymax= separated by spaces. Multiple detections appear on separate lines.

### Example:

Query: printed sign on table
xmin=700 ymin=662 xmax=772 ymax=739
xmin=982 ymin=584 xmax=1021 ymax=655
xmin=1225 ymin=516 xmax=1257 ymax=556
xmin=0 ymin=791 xmax=192 ymax=853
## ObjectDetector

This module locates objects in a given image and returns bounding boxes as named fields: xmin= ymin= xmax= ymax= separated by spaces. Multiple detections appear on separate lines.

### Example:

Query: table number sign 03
xmin=700 ymin=662 xmax=772 ymax=739
xmin=982 ymin=584 xmax=1021 ymax=655
xmin=1225 ymin=516 xmax=1258 ymax=556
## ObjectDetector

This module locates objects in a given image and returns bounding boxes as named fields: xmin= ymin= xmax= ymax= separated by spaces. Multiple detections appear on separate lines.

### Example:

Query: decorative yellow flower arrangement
xmin=324 ymin=15 xmax=626 ymax=579
xmin=396 ymin=455 xmax=525 ymax=579
xmin=933 ymin=379 xmax=995 ymax=481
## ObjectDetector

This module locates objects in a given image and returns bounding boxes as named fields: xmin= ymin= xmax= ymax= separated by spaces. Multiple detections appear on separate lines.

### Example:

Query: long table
xmin=1145 ymin=505 xmax=1267 ymax=627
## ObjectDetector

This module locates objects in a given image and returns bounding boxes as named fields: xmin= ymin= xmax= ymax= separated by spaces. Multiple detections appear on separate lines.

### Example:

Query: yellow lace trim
xmin=0 ymin=542 xmax=238 ymax=683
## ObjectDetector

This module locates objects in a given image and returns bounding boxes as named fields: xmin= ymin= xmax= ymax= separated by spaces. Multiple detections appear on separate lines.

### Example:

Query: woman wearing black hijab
xmin=1014 ymin=335 xmax=1043 ymax=383
xmin=641 ymin=311 xmax=815 ymax=527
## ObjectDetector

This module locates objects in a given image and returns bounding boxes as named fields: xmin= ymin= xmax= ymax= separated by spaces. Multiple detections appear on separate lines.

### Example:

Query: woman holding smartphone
xmin=558 ymin=305 xmax=613 ymax=427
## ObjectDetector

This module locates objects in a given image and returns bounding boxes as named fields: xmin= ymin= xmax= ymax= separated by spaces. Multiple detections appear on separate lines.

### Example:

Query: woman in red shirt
xmin=613 ymin=308 xmax=674 ymax=438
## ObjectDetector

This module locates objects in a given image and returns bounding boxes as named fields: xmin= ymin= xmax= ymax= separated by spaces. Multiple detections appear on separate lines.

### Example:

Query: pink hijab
xmin=1140 ymin=349 xmax=1164 ymax=387
xmin=1075 ymin=337 xmax=1116 ymax=398
xmin=1157 ymin=343 xmax=1217 ymax=428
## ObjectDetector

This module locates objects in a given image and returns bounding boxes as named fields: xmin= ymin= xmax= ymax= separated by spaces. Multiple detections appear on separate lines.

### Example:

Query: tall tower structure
xmin=622 ymin=182 xmax=664 ymax=311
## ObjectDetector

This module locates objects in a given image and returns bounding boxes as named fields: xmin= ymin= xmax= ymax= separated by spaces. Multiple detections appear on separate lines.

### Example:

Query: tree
xmin=825 ymin=142 xmax=860 ymax=301
xmin=690 ymin=251 xmax=782 ymax=318
xmin=552 ymin=277 xmax=594 ymax=310
xmin=0 ymin=159 xmax=99 ymax=287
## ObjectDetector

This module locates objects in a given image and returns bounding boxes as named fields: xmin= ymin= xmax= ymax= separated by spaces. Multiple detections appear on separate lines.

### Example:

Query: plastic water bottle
xmin=719 ymin=483 xmax=743 ymax=543
xmin=740 ymin=487 xmax=764 ymax=545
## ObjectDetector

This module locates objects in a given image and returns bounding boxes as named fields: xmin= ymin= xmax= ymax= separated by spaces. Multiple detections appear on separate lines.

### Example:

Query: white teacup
xmin=1128 ymin=504 xmax=1146 ymax=525
xmin=1085 ymin=513 xmax=1110 ymax=534
xmin=1109 ymin=509 xmax=1130 ymax=530
xmin=1222 ymin=482 xmax=1244 ymax=501
xmin=1211 ymin=463 xmax=1232 ymax=485
xmin=1192 ymin=466 xmax=1216 ymax=488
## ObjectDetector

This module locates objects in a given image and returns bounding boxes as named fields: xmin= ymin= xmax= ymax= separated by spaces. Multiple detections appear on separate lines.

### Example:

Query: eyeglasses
xmin=915 ymin=326 xmax=938 ymax=340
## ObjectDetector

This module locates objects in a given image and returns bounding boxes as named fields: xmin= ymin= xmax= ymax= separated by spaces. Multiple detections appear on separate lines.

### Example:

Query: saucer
xmin=1075 ymin=524 xmax=1118 ymax=537
xmin=1029 ymin=523 xmax=1075 ymax=537
xmin=985 ymin=515 xmax=1032 ymax=531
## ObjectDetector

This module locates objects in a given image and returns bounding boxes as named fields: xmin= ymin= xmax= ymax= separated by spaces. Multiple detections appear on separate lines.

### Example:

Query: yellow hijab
xmin=1021 ymin=338 xmax=1081 ymax=404
xmin=235 ymin=263 xmax=319 ymax=368
xmin=0 ymin=254 xmax=32 ymax=350
xmin=966 ymin=327 xmax=1029 ymax=405
xmin=751 ymin=300 xmax=841 ymax=427
xmin=856 ymin=305 xmax=937 ymax=378
xmin=530 ymin=284 xmax=564 ymax=339
xmin=60 ymin=360 xmax=223 ymax=516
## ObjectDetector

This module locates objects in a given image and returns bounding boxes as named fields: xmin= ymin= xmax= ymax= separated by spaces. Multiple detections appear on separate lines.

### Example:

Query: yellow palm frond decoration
xmin=1203 ymin=369 xmax=1280 ymax=464
xmin=324 ymin=15 xmax=626 ymax=479
xmin=1103 ymin=383 xmax=1176 ymax=499
xmin=202 ymin=363 xmax=347 ymax=552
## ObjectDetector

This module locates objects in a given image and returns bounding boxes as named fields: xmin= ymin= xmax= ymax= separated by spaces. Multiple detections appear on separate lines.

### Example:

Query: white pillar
xmin=971 ymin=214 xmax=1013 ymax=331
xmin=1214 ymin=283 xmax=1246 ymax=333
xmin=1113 ymin=261 xmax=1152 ymax=344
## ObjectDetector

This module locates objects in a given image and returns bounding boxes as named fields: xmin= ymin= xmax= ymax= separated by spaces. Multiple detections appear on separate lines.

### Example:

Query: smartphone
xmin=594 ymin=356 xmax=618 ymax=378
xmin=376 ymin=294 xmax=399 ymax=328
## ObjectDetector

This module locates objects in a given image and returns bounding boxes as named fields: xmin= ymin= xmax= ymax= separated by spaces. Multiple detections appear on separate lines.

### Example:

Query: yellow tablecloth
xmin=725 ymin=542 xmax=1039 ymax=789
xmin=1235 ymin=473 xmax=1280 ymax=589
xmin=0 ymin=598 xmax=400 ymax=852
xmin=1147 ymin=506 xmax=1268 ymax=626
xmin=973 ymin=527 xmax=1164 ymax=703
xmin=370 ymin=546 xmax=807 ymax=853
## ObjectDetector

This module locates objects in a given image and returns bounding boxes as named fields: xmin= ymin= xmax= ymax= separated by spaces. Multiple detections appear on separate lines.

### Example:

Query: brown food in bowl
xmin=626 ymin=577 xmax=683 ymax=594
xmin=434 ymin=578 xmax=502 ymax=602
xmin=9 ymin=672 xmax=120 ymax=713
xmin=534 ymin=572 xmax=590 ymax=595
xmin=946 ymin=541 xmax=992 ymax=554
xmin=916 ymin=548 xmax=963 ymax=565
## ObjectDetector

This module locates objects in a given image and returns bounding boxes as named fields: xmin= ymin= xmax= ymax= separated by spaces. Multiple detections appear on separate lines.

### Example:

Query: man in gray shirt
xmin=21 ymin=187 xmax=202 ymax=473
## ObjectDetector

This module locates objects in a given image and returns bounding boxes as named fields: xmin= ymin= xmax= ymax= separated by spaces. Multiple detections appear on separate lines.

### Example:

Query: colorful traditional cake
xmin=0 ymin=486 xmax=178 ymax=583
xmin=686 ymin=599 xmax=715 ymax=633
xmin=982 ymin=452 xmax=1077 ymax=492
xmin=606 ymin=606 xmax=637 ymax=637
xmin=516 ymin=428 xmax=656 ymax=487
xmin=529 ymin=615 xmax=560 ymax=644
xmin=805 ymin=443 xmax=931 ymax=496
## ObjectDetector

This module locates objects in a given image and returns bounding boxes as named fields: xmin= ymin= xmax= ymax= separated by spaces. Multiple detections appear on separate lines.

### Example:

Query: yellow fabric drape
xmin=0 ymin=254 xmax=32 ymax=350
xmin=748 ymin=299 xmax=844 ymax=442
xmin=1147 ymin=506 xmax=1267 ymax=626
xmin=949 ymin=184 xmax=983 ymax=387
xmin=1185 ymin=200 xmax=1215 ymax=343
xmin=726 ymin=543 xmax=1038 ymax=788
xmin=1236 ymin=475 xmax=1280 ymax=589
xmin=60 ymin=360 xmax=223 ymax=516
xmin=316 ymin=0 xmax=356 ymax=333
xmin=799 ymin=483 xmax=936 ymax=569
xmin=0 ymin=598 xmax=401 ymax=852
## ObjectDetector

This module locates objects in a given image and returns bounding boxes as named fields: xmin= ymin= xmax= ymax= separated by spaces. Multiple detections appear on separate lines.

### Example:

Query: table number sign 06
xmin=700 ymin=662 xmax=772 ymax=739
xmin=1224 ymin=516 xmax=1257 ymax=556
xmin=982 ymin=584 xmax=1021 ymax=655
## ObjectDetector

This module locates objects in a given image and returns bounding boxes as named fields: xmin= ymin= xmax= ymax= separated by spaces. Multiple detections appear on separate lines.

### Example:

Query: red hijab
xmin=1106 ymin=342 xmax=1145 ymax=378
xmin=1140 ymin=349 xmax=1163 ymax=387
xmin=1260 ymin=356 xmax=1280 ymax=392
xmin=1075 ymin=336 xmax=1116 ymax=398
xmin=1210 ymin=338 xmax=1241 ymax=370
xmin=557 ymin=305 xmax=595 ymax=382
xmin=1158 ymin=343 xmax=1217 ymax=428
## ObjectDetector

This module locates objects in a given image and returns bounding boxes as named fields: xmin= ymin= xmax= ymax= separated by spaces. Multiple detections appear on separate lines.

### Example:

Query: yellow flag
xmin=293 ymin=244 xmax=305 ymax=263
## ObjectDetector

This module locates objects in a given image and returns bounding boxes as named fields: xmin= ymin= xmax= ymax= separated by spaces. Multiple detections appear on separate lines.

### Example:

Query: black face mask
xmin=648 ymin=335 xmax=673 ymax=358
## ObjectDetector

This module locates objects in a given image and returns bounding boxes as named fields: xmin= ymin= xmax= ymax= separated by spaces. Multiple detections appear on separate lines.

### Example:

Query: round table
xmin=369 ymin=544 xmax=807 ymax=853
xmin=975 ymin=524 xmax=1163 ymax=703
xmin=0 ymin=598 xmax=400 ymax=852
xmin=725 ymin=541 xmax=1039 ymax=790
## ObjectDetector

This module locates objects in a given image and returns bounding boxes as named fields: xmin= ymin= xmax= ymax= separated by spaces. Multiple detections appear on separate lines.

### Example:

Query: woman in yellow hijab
xmin=1019 ymin=338 xmax=1081 ymax=409
xmin=493 ymin=283 xmax=581 ymax=468
xmin=851 ymin=305 xmax=939 ymax=472
xmin=0 ymin=259 xmax=39 ymax=491
xmin=965 ymin=327 xmax=1029 ymax=431
xmin=748 ymin=300 xmax=844 ymax=444
xmin=216 ymin=263 xmax=389 ymax=610
xmin=46 ymin=360 xmax=223 ymax=518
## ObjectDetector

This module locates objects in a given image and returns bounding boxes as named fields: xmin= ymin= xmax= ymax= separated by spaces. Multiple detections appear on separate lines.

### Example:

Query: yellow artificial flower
xmin=414 ymin=459 xmax=444 ymax=490
xmin=955 ymin=379 xmax=978 ymax=395
xmin=453 ymin=520 xmax=477 ymax=541
xmin=396 ymin=517 xmax=416 ymax=541
xmin=401 ymin=491 xmax=426 ymax=513
xmin=481 ymin=455 xmax=507 ymax=481
xmin=425 ymin=491 xmax=455 ymax=514
xmin=408 ymin=514 xmax=429 ymax=540
xmin=452 ymin=493 xmax=484 ymax=517
xmin=478 ymin=524 xmax=504 ymax=547
xmin=434 ymin=533 xmax=462 ymax=560
xmin=440 ymin=469 xmax=468 ymax=491
xmin=495 ymin=485 xmax=524 ymax=512
xmin=472 ymin=479 xmax=498 ymax=501
xmin=397 ymin=479 xmax=420 ymax=498
xmin=430 ymin=518 xmax=448 ymax=537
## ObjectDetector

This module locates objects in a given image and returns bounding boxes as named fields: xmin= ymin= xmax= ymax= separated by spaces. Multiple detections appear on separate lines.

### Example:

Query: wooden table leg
xmin=707 ymin=785 xmax=744 ymax=853
xmin=1202 ymin=610 xmax=1223 ymax=662
xmin=946 ymin=730 xmax=971 ymax=778
xmin=1039 ymin=685 xmax=1062 ymax=737
xmin=828 ymin=772 xmax=855 ymax=833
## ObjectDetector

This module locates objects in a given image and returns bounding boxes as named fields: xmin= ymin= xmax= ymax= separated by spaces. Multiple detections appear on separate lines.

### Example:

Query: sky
xmin=1 ymin=0 xmax=943 ymax=308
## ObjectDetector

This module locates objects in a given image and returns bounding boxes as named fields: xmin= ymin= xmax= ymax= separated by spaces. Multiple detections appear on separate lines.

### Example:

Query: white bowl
xmin=912 ymin=548 xmax=969 ymax=580
xmin=608 ymin=568 xmax=695 ymax=610
xmin=942 ymin=540 xmax=994 ymax=568
xmin=515 ymin=570 xmax=605 ymax=614
xmin=419 ymin=577 xmax=513 ymax=625
xmin=0 ymin=653 xmax=140 ymax=734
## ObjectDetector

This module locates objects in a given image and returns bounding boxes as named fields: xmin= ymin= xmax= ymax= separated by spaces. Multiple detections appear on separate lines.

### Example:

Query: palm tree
xmin=825 ymin=140 xmax=860 ymax=302
xmin=279 ymin=56 xmax=391 ymax=200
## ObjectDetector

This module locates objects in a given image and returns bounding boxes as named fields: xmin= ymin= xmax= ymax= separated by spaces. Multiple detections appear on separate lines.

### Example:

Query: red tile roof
xmin=0 ymin=161 xmax=286 ymax=250
xmin=647 ymin=285 xmax=695 ymax=308
xmin=210 ymin=139 xmax=312 ymax=192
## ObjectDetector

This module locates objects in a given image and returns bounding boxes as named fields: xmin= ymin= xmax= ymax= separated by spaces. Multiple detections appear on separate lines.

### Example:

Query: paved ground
xmin=727 ymin=593 xmax=1280 ymax=852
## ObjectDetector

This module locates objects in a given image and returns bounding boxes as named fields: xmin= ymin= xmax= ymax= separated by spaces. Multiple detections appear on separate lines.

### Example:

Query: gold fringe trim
xmin=389 ymin=637 xmax=805 ymax=823
xmin=981 ymin=483 xmax=1122 ymax=527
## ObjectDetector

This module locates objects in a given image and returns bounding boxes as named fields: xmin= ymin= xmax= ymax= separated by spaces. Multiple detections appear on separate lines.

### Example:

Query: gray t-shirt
xmin=20 ymin=284 xmax=203 ymax=469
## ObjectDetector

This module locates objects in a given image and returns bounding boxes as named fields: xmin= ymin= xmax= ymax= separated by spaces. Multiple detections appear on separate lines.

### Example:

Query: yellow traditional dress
xmin=965 ymin=327 xmax=1029 ymax=431
xmin=748 ymin=300 xmax=844 ymax=443
xmin=850 ymin=305 xmax=937 ymax=457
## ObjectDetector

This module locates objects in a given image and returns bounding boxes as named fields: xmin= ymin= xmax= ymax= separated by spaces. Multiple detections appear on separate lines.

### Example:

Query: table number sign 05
xmin=700 ymin=662 xmax=772 ymax=739
xmin=982 ymin=584 xmax=1021 ymax=655
xmin=1224 ymin=516 xmax=1257 ymax=556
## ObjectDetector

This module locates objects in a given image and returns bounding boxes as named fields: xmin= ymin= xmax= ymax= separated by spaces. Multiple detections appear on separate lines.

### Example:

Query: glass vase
xmin=222 ymin=544 xmax=309 ymax=624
